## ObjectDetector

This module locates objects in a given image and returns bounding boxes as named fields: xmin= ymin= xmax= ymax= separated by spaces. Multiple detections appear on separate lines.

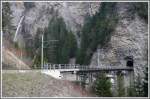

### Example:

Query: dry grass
xmin=2 ymin=71 xmax=93 ymax=97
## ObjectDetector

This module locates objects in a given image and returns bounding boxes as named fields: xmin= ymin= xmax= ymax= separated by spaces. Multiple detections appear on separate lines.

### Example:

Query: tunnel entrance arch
xmin=124 ymin=56 xmax=134 ymax=67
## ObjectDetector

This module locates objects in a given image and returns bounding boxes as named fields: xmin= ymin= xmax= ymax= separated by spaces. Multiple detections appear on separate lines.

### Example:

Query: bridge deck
xmin=56 ymin=67 xmax=133 ymax=72
xmin=43 ymin=64 xmax=133 ymax=72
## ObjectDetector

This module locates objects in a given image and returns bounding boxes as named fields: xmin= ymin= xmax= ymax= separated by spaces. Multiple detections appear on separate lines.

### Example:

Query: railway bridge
xmin=42 ymin=63 xmax=134 ymax=95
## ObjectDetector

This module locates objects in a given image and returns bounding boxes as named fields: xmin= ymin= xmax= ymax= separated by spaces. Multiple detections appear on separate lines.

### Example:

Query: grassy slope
xmin=2 ymin=71 xmax=93 ymax=97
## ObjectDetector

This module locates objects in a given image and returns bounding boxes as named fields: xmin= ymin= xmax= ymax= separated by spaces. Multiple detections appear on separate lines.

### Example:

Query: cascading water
xmin=13 ymin=16 xmax=24 ymax=42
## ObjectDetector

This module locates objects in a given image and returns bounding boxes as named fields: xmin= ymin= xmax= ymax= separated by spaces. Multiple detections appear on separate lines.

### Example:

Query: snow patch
xmin=41 ymin=70 xmax=62 ymax=79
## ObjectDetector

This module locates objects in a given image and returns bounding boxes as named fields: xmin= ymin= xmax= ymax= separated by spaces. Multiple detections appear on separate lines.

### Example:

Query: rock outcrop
xmin=10 ymin=2 xmax=100 ymax=38
xmin=90 ymin=3 xmax=148 ymax=80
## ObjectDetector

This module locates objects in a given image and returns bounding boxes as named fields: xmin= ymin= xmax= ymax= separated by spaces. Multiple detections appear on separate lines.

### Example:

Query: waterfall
xmin=13 ymin=16 xmax=24 ymax=42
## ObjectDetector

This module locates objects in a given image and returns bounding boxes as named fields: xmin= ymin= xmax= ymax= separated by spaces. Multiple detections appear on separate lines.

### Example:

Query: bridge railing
xmin=44 ymin=63 xmax=81 ymax=70
xmin=43 ymin=63 xmax=133 ymax=71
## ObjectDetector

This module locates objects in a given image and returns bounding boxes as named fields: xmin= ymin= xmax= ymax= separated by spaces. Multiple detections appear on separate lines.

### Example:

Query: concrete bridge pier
xmin=88 ymin=73 xmax=93 ymax=84
xmin=77 ymin=72 xmax=87 ymax=88
xmin=116 ymin=71 xmax=124 ymax=96
xmin=123 ymin=70 xmax=134 ymax=95
xmin=110 ymin=71 xmax=118 ymax=96
xmin=75 ymin=71 xmax=79 ymax=81
xmin=129 ymin=70 xmax=134 ymax=87
xmin=116 ymin=70 xmax=134 ymax=96
xmin=75 ymin=72 xmax=94 ymax=86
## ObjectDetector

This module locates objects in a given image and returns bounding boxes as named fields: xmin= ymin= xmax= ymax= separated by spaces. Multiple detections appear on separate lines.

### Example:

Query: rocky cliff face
xmin=10 ymin=2 xmax=100 ymax=42
xmin=90 ymin=3 xmax=148 ymax=80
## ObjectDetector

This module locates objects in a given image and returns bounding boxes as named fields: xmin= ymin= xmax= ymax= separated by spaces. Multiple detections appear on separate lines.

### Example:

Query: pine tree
xmin=76 ymin=2 xmax=118 ymax=65
xmin=68 ymin=32 xmax=77 ymax=58
xmin=127 ymin=66 xmax=148 ymax=97
xmin=143 ymin=66 xmax=148 ymax=97
xmin=135 ymin=74 xmax=144 ymax=97
xmin=93 ymin=72 xmax=112 ymax=97
xmin=134 ymin=3 xmax=148 ymax=23
xmin=32 ymin=28 xmax=43 ymax=68
xmin=127 ymin=86 xmax=136 ymax=97
xmin=33 ymin=16 xmax=78 ymax=65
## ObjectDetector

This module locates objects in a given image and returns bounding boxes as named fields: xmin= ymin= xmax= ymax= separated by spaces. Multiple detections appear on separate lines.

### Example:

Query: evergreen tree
xmin=93 ymin=72 xmax=112 ymax=97
xmin=33 ymin=16 xmax=78 ymax=65
xmin=135 ymin=74 xmax=144 ymax=97
xmin=68 ymin=32 xmax=77 ymax=58
xmin=127 ymin=66 xmax=148 ymax=97
xmin=127 ymin=87 xmax=136 ymax=97
xmin=32 ymin=28 xmax=43 ymax=68
xmin=143 ymin=66 xmax=148 ymax=97
xmin=76 ymin=2 xmax=118 ymax=65
xmin=129 ymin=2 xmax=148 ymax=23
xmin=134 ymin=2 xmax=148 ymax=23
